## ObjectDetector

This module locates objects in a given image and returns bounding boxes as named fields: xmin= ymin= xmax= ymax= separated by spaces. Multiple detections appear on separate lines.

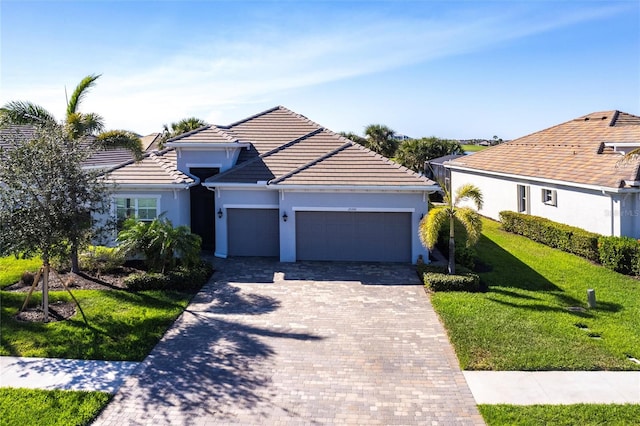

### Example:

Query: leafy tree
xmin=396 ymin=137 xmax=465 ymax=173
xmin=159 ymin=117 xmax=207 ymax=149
xmin=419 ymin=183 xmax=483 ymax=275
xmin=0 ymin=124 xmax=112 ymax=321
xmin=364 ymin=124 xmax=398 ymax=158
xmin=0 ymin=74 xmax=143 ymax=273
xmin=117 ymin=217 xmax=202 ymax=273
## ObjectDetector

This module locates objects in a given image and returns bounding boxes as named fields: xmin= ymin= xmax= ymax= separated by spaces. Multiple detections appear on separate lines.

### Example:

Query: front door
xmin=190 ymin=167 xmax=219 ymax=251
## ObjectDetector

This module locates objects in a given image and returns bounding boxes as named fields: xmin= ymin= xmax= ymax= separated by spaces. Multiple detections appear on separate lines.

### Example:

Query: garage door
xmin=296 ymin=211 xmax=411 ymax=262
xmin=228 ymin=208 xmax=279 ymax=257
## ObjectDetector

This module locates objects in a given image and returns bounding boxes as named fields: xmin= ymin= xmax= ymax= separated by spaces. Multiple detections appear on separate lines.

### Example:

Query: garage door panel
xmin=228 ymin=209 xmax=279 ymax=257
xmin=296 ymin=211 xmax=411 ymax=262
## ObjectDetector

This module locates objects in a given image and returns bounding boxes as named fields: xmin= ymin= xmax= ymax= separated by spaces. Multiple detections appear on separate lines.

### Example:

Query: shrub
xmin=79 ymin=246 xmax=125 ymax=273
xmin=499 ymin=211 xmax=600 ymax=262
xmin=437 ymin=221 xmax=477 ymax=270
xmin=598 ymin=236 xmax=640 ymax=275
xmin=417 ymin=263 xmax=447 ymax=277
xmin=20 ymin=271 xmax=35 ymax=286
xmin=167 ymin=260 xmax=214 ymax=292
xmin=123 ymin=272 xmax=169 ymax=291
xmin=423 ymin=271 xmax=480 ymax=292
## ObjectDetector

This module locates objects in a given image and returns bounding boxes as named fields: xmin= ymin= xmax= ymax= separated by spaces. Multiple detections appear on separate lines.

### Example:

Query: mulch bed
xmin=5 ymin=265 xmax=146 ymax=323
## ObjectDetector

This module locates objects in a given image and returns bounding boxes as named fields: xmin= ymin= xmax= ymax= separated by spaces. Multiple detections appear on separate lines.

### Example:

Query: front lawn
xmin=431 ymin=218 xmax=640 ymax=370
xmin=0 ymin=256 xmax=42 ymax=289
xmin=479 ymin=404 xmax=640 ymax=426
xmin=0 ymin=388 xmax=110 ymax=426
xmin=0 ymin=289 xmax=191 ymax=361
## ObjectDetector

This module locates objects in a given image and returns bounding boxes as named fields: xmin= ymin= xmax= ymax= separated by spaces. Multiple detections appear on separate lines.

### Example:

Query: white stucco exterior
xmin=450 ymin=168 xmax=640 ymax=238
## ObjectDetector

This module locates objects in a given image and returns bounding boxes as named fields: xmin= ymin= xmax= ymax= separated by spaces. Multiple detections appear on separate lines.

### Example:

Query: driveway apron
xmin=93 ymin=258 xmax=483 ymax=425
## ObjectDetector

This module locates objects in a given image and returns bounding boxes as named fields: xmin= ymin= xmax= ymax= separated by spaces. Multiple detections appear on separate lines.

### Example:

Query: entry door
xmin=190 ymin=167 xmax=219 ymax=251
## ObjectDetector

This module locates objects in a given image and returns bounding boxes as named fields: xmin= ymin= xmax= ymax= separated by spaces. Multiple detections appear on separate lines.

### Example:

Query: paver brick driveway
xmin=94 ymin=258 xmax=483 ymax=425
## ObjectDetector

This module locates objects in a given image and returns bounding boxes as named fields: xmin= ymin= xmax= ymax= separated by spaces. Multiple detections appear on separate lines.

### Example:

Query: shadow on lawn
xmin=476 ymin=233 xmax=622 ymax=313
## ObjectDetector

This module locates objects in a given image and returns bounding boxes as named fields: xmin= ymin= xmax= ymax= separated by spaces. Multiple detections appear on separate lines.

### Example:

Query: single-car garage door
xmin=228 ymin=208 xmax=279 ymax=257
xmin=296 ymin=211 xmax=411 ymax=262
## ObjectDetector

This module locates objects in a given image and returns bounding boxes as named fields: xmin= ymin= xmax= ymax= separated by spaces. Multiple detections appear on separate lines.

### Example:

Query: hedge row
xmin=499 ymin=211 xmax=640 ymax=276
xmin=499 ymin=211 xmax=600 ymax=262
xmin=124 ymin=259 xmax=214 ymax=292
xmin=423 ymin=271 xmax=480 ymax=292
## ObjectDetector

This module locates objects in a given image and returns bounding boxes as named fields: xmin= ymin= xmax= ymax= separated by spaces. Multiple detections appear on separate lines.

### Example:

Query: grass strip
xmin=479 ymin=404 xmax=640 ymax=426
xmin=0 ymin=388 xmax=111 ymax=426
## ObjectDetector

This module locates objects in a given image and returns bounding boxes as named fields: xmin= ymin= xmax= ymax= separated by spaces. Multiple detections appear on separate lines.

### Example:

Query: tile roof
xmin=105 ymin=148 xmax=195 ymax=187
xmin=447 ymin=111 xmax=640 ymax=189
xmin=206 ymin=106 xmax=434 ymax=188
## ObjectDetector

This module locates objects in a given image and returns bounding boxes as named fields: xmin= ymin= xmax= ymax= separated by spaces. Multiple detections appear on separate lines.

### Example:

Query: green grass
xmin=431 ymin=218 xmax=640 ymax=371
xmin=0 ymin=388 xmax=111 ymax=426
xmin=0 ymin=289 xmax=191 ymax=360
xmin=461 ymin=144 xmax=488 ymax=152
xmin=0 ymin=256 xmax=43 ymax=288
xmin=479 ymin=404 xmax=640 ymax=425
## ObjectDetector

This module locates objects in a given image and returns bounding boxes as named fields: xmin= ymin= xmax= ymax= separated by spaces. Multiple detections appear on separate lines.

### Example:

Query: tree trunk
xmin=448 ymin=215 xmax=456 ymax=275
xmin=70 ymin=241 xmax=80 ymax=274
xmin=42 ymin=261 xmax=50 ymax=323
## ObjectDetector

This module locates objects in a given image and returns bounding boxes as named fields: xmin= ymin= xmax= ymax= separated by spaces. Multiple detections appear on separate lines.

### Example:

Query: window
xmin=517 ymin=185 xmax=530 ymax=214
xmin=115 ymin=197 xmax=158 ymax=227
xmin=542 ymin=188 xmax=557 ymax=206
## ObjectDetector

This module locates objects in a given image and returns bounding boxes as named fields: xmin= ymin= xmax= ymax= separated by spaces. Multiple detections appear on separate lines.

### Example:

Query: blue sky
xmin=1 ymin=0 xmax=638 ymax=139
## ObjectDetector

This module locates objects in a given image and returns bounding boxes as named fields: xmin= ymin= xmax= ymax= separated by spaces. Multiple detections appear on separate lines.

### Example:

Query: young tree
xmin=419 ymin=183 xmax=483 ymax=275
xmin=0 ymin=124 xmax=112 ymax=321
xmin=395 ymin=137 xmax=465 ymax=173
xmin=0 ymin=74 xmax=142 ymax=272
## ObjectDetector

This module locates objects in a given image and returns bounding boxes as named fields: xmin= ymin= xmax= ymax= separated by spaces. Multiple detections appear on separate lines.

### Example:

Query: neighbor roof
xmin=204 ymin=106 xmax=434 ymax=188
xmin=447 ymin=111 xmax=640 ymax=189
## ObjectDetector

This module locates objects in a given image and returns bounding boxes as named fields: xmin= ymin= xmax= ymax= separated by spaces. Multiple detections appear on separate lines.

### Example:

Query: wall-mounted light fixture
xmin=420 ymin=213 xmax=424 ymax=220
xmin=282 ymin=212 xmax=288 ymax=222
xmin=217 ymin=208 xmax=223 ymax=219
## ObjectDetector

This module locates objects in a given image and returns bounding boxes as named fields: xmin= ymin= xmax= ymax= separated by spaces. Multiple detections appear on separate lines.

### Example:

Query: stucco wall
xmin=450 ymin=169 xmax=640 ymax=238
xmin=174 ymin=147 xmax=244 ymax=175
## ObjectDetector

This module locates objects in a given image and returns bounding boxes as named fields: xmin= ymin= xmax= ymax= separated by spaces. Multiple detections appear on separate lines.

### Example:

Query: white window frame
xmin=517 ymin=184 xmax=530 ymax=214
xmin=541 ymin=188 xmax=557 ymax=206
xmin=113 ymin=194 xmax=161 ymax=224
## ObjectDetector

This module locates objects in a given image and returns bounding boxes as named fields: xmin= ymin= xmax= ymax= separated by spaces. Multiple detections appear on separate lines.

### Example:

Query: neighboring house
xmin=446 ymin=110 xmax=640 ymax=238
xmin=105 ymin=106 xmax=438 ymax=263
xmin=426 ymin=154 xmax=465 ymax=185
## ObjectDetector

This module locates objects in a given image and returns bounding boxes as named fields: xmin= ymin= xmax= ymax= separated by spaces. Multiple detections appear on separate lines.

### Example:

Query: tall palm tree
xmin=364 ymin=124 xmax=398 ymax=158
xmin=0 ymin=74 xmax=143 ymax=273
xmin=420 ymin=183 xmax=483 ymax=274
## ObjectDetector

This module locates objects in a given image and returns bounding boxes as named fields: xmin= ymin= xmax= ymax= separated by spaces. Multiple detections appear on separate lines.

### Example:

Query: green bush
xmin=416 ymin=263 xmax=447 ymax=277
xmin=499 ymin=211 xmax=600 ymax=262
xmin=598 ymin=236 xmax=640 ymax=275
xmin=79 ymin=246 xmax=125 ymax=273
xmin=423 ymin=271 xmax=480 ymax=292
xmin=123 ymin=272 xmax=169 ymax=291
xmin=124 ymin=260 xmax=213 ymax=292
xmin=437 ymin=222 xmax=477 ymax=270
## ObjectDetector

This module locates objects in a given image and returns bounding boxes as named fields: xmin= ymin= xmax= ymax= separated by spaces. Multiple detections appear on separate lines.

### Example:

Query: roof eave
xmin=166 ymin=142 xmax=251 ymax=149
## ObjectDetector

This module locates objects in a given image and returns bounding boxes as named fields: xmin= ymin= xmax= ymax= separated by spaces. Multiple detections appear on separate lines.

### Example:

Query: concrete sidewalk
xmin=464 ymin=371 xmax=640 ymax=405
xmin=0 ymin=356 xmax=139 ymax=393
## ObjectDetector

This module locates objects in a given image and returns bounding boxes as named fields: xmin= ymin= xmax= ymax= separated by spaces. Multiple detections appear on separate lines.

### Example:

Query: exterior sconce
xmin=282 ymin=212 xmax=288 ymax=222
xmin=420 ymin=213 xmax=424 ymax=220
xmin=217 ymin=208 xmax=223 ymax=219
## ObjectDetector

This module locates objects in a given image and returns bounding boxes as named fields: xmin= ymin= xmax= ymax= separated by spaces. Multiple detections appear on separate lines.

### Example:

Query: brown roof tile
xmin=106 ymin=149 xmax=195 ymax=186
xmin=448 ymin=110 xmax=640 ymax=188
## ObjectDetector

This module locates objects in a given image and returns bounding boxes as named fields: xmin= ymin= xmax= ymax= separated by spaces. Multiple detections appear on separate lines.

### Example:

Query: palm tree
xmin=364 ymin=124 xmax=398 ymax=158
xmin=0 ymin=74 xmax=143 ymax=273
xmin=159 ymin=117 xmax=207 ymax=149
xmin=420 ymin=183 xmax=483 ymax=274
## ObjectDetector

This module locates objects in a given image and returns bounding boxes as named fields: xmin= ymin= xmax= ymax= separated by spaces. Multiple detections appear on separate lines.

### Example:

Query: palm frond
xmin=0 ymin=101 xmax=57 ymax=126
xmin=454 ymin=183 xmax=484 ymax=210
xmin=66 ymin=74 xmax=101 ymax=116
xmin=96 ymin=130 xmax=143 ymax=160
xmin=455 ymin=207 xmax=483 ymax=246
xmin=66 ymin=112 xmax=105 ymax=139
xmin=419 ymin=206 xmax=450 ymax=249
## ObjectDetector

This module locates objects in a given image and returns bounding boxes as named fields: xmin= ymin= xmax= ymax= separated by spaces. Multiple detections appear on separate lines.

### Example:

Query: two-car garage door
xmin=295 ymin=211 xmax=411 ymax=262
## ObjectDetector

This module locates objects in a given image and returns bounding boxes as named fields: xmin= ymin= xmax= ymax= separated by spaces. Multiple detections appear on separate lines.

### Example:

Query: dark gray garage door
xmin=296 ymin=211 xmax=411 ymax=262
xmin=228 ymin=208 xmax=279 ymax=257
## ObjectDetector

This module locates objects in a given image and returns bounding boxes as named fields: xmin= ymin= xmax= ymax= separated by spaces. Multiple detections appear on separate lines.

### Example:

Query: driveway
xmin=93 ymin=258 xmax=483 ymax=425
